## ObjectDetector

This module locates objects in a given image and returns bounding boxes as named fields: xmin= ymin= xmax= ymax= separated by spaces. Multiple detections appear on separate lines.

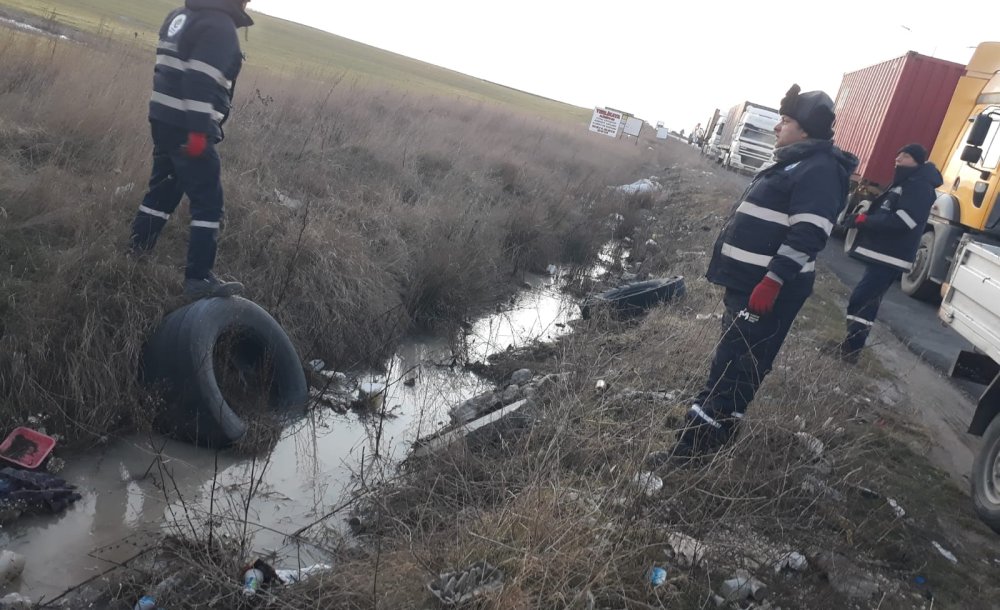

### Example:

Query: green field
xmin=1 ymin=0 xmax=590 ymax=121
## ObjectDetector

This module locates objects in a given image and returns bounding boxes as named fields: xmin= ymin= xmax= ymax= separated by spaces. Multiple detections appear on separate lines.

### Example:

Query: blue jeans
xmin=129 ymin=121 xmax=224 ymax=280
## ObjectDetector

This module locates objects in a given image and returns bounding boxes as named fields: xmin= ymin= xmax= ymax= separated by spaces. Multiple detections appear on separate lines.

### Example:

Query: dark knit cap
xmin=898 ymin=143 xmax=928 ymax=165
xmin=779 ymin=84 xmax=836 ymax=140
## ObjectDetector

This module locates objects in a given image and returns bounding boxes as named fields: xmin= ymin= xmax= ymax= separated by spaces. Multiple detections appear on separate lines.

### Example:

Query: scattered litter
xmin=774 ymin=551 xmax=808 ymax=573
xmin=133 ymin=595 xmax=156 ymax=610
xmin=0 ymin=467 xmax=81 ymax=517
xmin=546 ymin=264 xmax=558 ymax=276
xmin=403 ymin=377 xmax=417 ymax=387
xmin=644 ymin=239 xmax=660 ymax=252
xmin=632 ymin=472 xmax=663 ymax=497
xmin=0 ymin=593 xmax=32 ymax=610
xmin=887 ymin=498 xmax=906 ymax=518
xmin=595 ymin=379 xmax=607 ymax=392
xmin=114 ymin=183 xmax=135 ymax=197
xmin=320 ymin=370 xmax=348 ymax=384
xmin=273 ymin=188 xmax=303 ymax=210
xmin=666 ymin=532 xmax=705 ymax=567
xmin=275 ymin=563 xmax=332 ymax=584
xmin=428 ymin=561 xmax=504 ymax=605
xmin=719 ymin=570 xmax=768 ymax=602
xmin=510 ymin=369 xmax=533 ymax=386
xmin=648 ymin=566 xmax=668 ymax=587
xmin=308 ymin=359 xmax=325 ymax=372
xmin=242 ymin=567 xmax=264 ymax=597
xmin=932 ymin=541 xmax=958 ymax=564
xmin=0 ymin=551 xmax=26 ymax=587
xmin=814 ymin=552 xmax=881 ymax=599
xmin=0 ymin=427 xmax=56 ymax=469
xmin=696 ymin=313 xmax=723 ymax=321
xmin=794 ymin=432 xmax=824 ymax=460
xmin=45 ymin=456 xmax=66 ymax=474
xmin=613 ymin=389 xmax=677 ymax=403
xmin=613 ymin=178 xmax=662 ymax=195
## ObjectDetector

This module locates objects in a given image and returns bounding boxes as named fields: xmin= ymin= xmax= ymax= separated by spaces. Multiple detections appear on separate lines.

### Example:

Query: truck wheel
xmin=900 ymin=231 xmax=939 ymax=301
xmin=972 ymin=416 xmax=1000 ymax=534
xmin=141 ymin=297 xmax=308 ymax=447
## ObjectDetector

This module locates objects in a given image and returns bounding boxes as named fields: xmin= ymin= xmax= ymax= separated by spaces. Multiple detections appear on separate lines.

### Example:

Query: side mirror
xmin=962 ymin=144 xmax=983 ymax=163
xmin=967 ymin=113 xmax=993 ymax=146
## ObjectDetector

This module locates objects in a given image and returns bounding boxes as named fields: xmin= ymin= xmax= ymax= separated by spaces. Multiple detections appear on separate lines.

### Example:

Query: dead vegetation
xmin=0 ymin=29 xmax=658 ymax=447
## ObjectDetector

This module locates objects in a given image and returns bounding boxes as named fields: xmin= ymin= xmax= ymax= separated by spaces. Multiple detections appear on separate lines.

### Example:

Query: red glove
xmin=853 ymin=213 xmax=868 ymax=226
xmin=185 ymin=132 xmax=208 ymax=158
xmin=748 ymin=276 xmax=782 ymax=315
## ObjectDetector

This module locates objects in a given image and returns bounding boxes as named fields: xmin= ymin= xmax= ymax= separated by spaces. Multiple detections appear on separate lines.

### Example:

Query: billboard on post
xmin=623 ymin=117 xmax=643 ymax=137
xmin=589 ymin=107 xmax=623 ymax=137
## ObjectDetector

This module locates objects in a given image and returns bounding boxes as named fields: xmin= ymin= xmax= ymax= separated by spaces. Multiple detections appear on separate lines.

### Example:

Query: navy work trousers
xmin=684 ymin=278 xmax=813 ymax=449
xmin=129 ymin=120 xmax=224 ymax=280
xmin=845 ymin=263 xmax=902 ymax=353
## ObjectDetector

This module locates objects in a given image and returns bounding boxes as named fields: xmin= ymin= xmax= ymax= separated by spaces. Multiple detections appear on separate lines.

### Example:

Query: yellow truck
xmin=902 ymin=42 xmax=1000 ymax=298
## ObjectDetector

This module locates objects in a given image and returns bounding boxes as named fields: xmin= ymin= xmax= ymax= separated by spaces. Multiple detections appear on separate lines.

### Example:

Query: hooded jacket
xmin=849 ymin=162 xmax=943 ymax=271
xmin=706 ymin=139 xmax=859 ymax=293
xmin=148 ymin=0 xmax=254 ymax=141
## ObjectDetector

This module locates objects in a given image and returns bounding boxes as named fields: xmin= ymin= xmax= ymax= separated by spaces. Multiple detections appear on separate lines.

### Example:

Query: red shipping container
xmin=833 ymin=51 xmax=965 ymax=189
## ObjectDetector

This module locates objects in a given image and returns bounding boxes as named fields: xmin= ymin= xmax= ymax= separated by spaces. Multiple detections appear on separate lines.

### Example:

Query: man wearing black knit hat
xmin=647 ymin=85 xmax=859 ymax=464
xmin=838 ymin=143 xmax=943 ymax=363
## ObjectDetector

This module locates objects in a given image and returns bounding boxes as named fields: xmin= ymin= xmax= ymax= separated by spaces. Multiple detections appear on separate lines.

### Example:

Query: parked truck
xmin=837 ymin=43 xmax=1000 ymax=300
xmin=938 ymin=236 xmax=1000 ymax=531
xmin=714 ymin=101 xmax=780 ymax=174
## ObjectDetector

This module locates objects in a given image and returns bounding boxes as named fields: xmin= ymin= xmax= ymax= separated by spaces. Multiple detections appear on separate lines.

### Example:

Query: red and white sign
xmin=589 ymin=107 xmax=623 ymax=137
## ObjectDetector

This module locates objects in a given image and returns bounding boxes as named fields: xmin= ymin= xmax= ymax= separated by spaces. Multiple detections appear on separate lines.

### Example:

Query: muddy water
xmin=2 ymin=273 xmax=578 ymax=601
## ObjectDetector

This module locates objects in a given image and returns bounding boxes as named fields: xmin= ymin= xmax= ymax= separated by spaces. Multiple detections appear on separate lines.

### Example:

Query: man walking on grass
xmin=128 ymin=0 xmax=253 ymax=299
xmin=648 ymin=85 xmax=858 ymax=465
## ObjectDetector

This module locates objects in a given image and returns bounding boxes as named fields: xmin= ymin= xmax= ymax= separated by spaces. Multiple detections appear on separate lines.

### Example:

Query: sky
xmin=249 ymin=0 xmax=997 ymax=131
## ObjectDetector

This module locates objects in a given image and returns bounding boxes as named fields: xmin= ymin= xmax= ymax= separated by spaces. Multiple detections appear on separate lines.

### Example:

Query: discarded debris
xmin=0 ymin=593 xmax=32 ymax=610
xmin=696 ymin=313 xmax=723 ymax=321
xmin=648 ymin=566 xmax=668 ymax=587
xmin=719 ymin=570 xmax=768 ymax=603
xmin=510 ymin=368 xmax=533 ymax=386
xmin=932 ymin=541 xmax=958 ymax=564
xmin=632 ymin=472 xmax=663 ymax=497
xmin=546 ymin=264 xmax=558 ymax=276
xmin=666 ymin=532 xmax=705 ymax=567
xmin=275 ymin=563 xmax=332 ymax=584
xmin=428 ymin=561 xmax=504 ymax=605
xmin=595 ymin=379 xmax=607 ymax=392
xmin=320 ymin=370 xmax=348 ymax=384
xmin=613 ymin=178 xmax=662 ymax=195
xmin=308 ymin=359 xmax=325 ymax=372
xmin=273 ymin=188 xmax=303 ymax=210
xmin=0 ymin=551 xmax=25 ymax=587
xmin=794 ymin=432 xmax=824 ymax=460
xmin=814 ymin=552 xmax=881 ymax=599
xmin=887 ymin=498 xmax=906 ymax=518
xmin=774 ymin=551 xmax=808 ymax=573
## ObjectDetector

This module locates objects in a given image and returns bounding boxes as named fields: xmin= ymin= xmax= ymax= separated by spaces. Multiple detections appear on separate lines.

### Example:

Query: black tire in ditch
xmin=581 ymin=276 xmax=686 ymax=319
xmin=141 ymin=296 xmax=308 ymax=448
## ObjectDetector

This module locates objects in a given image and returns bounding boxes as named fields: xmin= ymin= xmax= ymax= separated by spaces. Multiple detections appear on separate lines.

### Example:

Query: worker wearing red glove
xmin=647 ymin=85 xmax=859 ymax=467
xmin=128 ymin=0 xmax=254 ymax=300
xmin=839 ymin=144 xmax=942 ymax=363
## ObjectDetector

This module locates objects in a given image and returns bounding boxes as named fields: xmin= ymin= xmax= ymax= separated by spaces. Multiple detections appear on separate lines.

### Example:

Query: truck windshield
xmin=742 ymin=124 xmax=776 ymax=146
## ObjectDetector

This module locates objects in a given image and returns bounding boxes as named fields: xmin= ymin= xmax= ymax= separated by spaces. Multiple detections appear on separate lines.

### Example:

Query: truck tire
xmin=900 ymin=231 xmax=940 ymax=302
xmin=141 ymin=297 xmax=308 ymax=448
xmin=972 ymin=415 xmax=1000 ymax=534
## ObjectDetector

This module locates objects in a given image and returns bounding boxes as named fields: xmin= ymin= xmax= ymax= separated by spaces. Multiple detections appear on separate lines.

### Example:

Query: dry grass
xmin=0 ymin=29 xmax=664 ymax=447
xmin=67 ymin=157 xmax=998 ymax=609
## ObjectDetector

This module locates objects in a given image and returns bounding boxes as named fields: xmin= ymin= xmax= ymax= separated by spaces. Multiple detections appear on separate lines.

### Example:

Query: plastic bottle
xmin=133 ymin=595 xmax=157 ymax=610
xmin=242 ymin=568 xmax=264 ymax=597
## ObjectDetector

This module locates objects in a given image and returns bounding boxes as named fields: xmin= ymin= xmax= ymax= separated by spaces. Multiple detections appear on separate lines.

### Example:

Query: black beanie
xmin=779 ymin=84 xmax=836 ymax=140
xmin=898 ymin=143 xmax=928 ymax=165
